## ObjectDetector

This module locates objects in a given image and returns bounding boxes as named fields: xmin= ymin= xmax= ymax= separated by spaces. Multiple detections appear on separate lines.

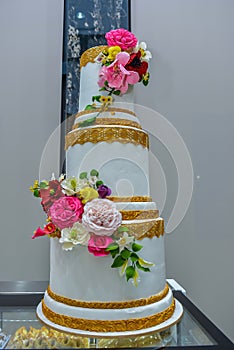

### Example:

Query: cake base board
xmin=36 ymin=299 xmax=183 ymax=338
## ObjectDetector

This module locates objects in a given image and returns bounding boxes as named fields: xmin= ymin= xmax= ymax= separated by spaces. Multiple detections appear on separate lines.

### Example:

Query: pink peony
xmin=82 ymin=198 xmax=122 ymax=236
xmin=105 ymin=28 xmax=137 ymax=51
xmin=88 ymin=235 xmax=113 ymax=257
xmin=98 ymin=52 xmax=139 ymax=94
xmin=49 ymin=196 xmax=84 ymax=230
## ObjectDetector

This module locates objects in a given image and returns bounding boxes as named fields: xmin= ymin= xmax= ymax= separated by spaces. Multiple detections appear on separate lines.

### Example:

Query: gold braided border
xmin=74 ymin=107 xmax=136 ymax=119
xmin=80 ymin=46 xmax=108 ymax=68
xmin=120 ymin=209 xmax=159 ymax=220
xmin=41 ymin=299 xmax=175 ymax=332
xmin=47 ymin=284 xmax=169 ymax=309
xmin=65 ymin=127 xmax=149 ymax=150
xmin=73 ymin=118 xmax=142 ymax=130
xmin=122 ymin=219 xmax=164 ymax=239
xmin=107 ymin=196 xmax=152 ymax=202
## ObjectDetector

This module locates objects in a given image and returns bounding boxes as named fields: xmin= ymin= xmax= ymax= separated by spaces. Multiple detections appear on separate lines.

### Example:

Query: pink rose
xmin=49 ymin=196 xmax=84 ymax=229
xmin=105 ymin=28 xmax=138 ymax=51
xmin=98 ymin=52 xmax=139 ymax=94
xmin=82 ymin=198 xmax=122 ymax=236
xmin=88 ymin=235 xmax=113 ymax=257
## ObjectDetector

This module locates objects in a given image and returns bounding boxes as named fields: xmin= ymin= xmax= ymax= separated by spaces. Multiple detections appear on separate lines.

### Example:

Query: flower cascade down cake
xmin=31 ymin=28 xmax=183 ymax=336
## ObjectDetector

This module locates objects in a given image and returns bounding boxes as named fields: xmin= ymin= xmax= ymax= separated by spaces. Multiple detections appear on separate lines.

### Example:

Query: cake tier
xmin=79 ymin=46 xmax=135 ymax=111
xmin=72 ymin=108 xmax=141 ymax=129
xmin=50 ymin=233 xmax=166 ymax=302
xmin=42 ymin=286 xmax=175 ymax=333
xmin=66 ymin=125 xmax=149 ymax=196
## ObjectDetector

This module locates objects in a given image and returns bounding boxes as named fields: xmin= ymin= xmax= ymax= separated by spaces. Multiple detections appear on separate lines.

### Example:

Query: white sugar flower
xmin=94 ymin=52 xmax=105 ymax=64
xmin=59 ymin=223 xmax=90 ymax=251
xmin=61 ymin=177 xmax=89 ymax=195
xmin=134 ymin=41 xmax=152 ymax=62
xmin=117 ymin=232 xmax=134 ymax=251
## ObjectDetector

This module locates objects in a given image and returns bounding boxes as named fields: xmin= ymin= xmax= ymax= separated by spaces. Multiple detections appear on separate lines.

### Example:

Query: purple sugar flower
xmin=98 ymin=185 xmax=112 ymax=198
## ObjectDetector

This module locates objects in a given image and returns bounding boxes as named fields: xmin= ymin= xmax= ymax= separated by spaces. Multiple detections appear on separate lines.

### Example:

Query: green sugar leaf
xmin=85 ymin=104 xmax=96 ymax=110
xmin=110 ymin=249 xmax=119 ymax=259
xmin=33 ymin=189 xmax=40 ymax=198
xmin=113 ymin=89 xmax=121 ymax=95
xmin=39 ymin=181 xmax=48 ymax=189
xmin=121 ymin=249 xmax=131 ymax=260
xmin=90 ymin=169 xmax=99 ymax=177
xmin=136 ymin=261 xmax=150 ymax=272
xmin=111 ymin=255 xmax=126 ymax=268
xmin=130 ymin=252 xmax=139 ymax=262
xmin=79 ymin=172 xmax=88 ymax=179
xmin=126 ymin=266 xmax=135 ymax=281
xmin=106 ymin=243 xmax=119 ymax=251
xmin=96 ymin=180 xmax=104 ymax=187
xmin=132 ymin=242 xmax=143 ymax=252
xmin=117 ymin=226 xmax=129 ymax=233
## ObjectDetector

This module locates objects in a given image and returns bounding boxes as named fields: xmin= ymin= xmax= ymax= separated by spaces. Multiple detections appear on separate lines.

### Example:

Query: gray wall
xmin=132 ymin=0 xmax=234 ymax=342
xmin=0 ymin=0 xmax=63 ymax=280
xmin=0 ymin=0 xmax=233 ymax=343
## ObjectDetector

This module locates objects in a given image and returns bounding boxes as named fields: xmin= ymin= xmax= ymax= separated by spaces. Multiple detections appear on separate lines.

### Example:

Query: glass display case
xmin=0 ymin=282 xmax=233 ymax=349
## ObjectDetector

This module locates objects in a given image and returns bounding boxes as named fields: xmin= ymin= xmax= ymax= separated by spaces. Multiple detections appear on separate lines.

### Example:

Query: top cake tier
xmin=77 ymin=28 xmax=151 ymax=114
xmin=79 ymin=46 xmax=135 ymax=112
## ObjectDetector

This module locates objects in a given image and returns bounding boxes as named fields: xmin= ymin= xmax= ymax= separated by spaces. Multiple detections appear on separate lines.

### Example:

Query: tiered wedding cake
xmin=32 ymin=29 xmax=182 ymax=337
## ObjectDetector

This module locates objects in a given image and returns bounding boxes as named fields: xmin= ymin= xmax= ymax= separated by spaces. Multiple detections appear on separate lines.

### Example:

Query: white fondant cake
xmin=35 ymin=29 xmax=182 ymax=336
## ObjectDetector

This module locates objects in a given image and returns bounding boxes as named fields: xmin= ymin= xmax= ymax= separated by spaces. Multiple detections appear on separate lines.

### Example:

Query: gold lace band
xmin=65 ymin=127 xmax=149 ymax=150
xmin=122 ymin=219 xmax=164 ymax=239
xmin=41 ymin=299 xmax=175 ymax=332
xmin=73 ymin=118 xmax=142 ymax=130
xmin=107 ymin=196 xmax=152 ymax=202
xmin=74 ymin=107 xmax=136 ymax=119
xmin=80 ymin=46 xmax=108 ymax=68
xmin=47 ymin=284 xmax=169 ymax=309
xmin=120 ymin=209 xmax=159 ymax=220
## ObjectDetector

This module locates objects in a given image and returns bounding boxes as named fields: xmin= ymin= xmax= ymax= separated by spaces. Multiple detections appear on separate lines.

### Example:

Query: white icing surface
xmin=79 ymin=62 xmax=135 ymax=111
xmin=122 ymin=217 xmax=163 ymax=225
xmin=50 ymin=236 xmax=166 ymax=301
xmin=66 ymin=141 xmax=150 ymax=196
xmin=74 ymin=111 xmax=140 ymax=125
xmin=43 ymin=289 xmax=173 ymax=321
xmin=115 ymin=202 xmax=157 ymax=210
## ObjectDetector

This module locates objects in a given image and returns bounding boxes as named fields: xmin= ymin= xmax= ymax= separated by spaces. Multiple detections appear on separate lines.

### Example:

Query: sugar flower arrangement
xmin=96 ymin=28 xmax=151 ymax=96
xmin=30 ymin=170 xmax=154 ymax=286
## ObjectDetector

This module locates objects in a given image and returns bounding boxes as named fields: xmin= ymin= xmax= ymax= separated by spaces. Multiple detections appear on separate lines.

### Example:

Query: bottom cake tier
xmin=37 ymin=297 xmax=183 ymax=337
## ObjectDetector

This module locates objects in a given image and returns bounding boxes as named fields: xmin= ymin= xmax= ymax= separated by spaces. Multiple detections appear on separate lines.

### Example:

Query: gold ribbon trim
xmin=107 ymin=196 xmax=152 ymax=202
xmin=74 ymin=107 xmax=136 ymax=119
xmin=47 ymin=284 xmax=169 ymax=309
xmin=122 ymin=219 xmax=164 ymax=239
xmin=73 ymin=118 xmax=142 ymax=130
xmin=120 ymin=209 xmax=159 ymax=220
xmin=41 ymin=299 xmax=175 ymax=332
xmin=65 ymin=127 xmax=149 ymax=150
xmin=80 ymin=46 xmax=108 ymax=68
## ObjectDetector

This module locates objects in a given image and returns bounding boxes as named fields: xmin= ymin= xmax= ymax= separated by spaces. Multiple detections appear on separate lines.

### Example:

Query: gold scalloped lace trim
xmin=107 ymin=196 xmax=152 ymax=202
xmin=80 ymin=46 xmax=108 ymax=68
xmin=122 ymin=219 xmax=164 ymax=239
xmin=74 ymin=107 xmax=136 ymax=119
xmin=41 ymin=298 xmax=175 ymax=332
xmin=65 ymin=127 xmax=149 ymax=150
xmin=47 ymin=284 xmax=169 ymax=309
xmin=120 ymin=209 xmax=159 ymax=220
xmin=73 ymin=118 xmax=142 ymax=130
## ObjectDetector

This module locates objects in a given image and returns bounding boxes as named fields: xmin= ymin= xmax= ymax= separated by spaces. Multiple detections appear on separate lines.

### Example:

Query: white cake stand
xmin=36 ymin=298 xmax=183 ymax=338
